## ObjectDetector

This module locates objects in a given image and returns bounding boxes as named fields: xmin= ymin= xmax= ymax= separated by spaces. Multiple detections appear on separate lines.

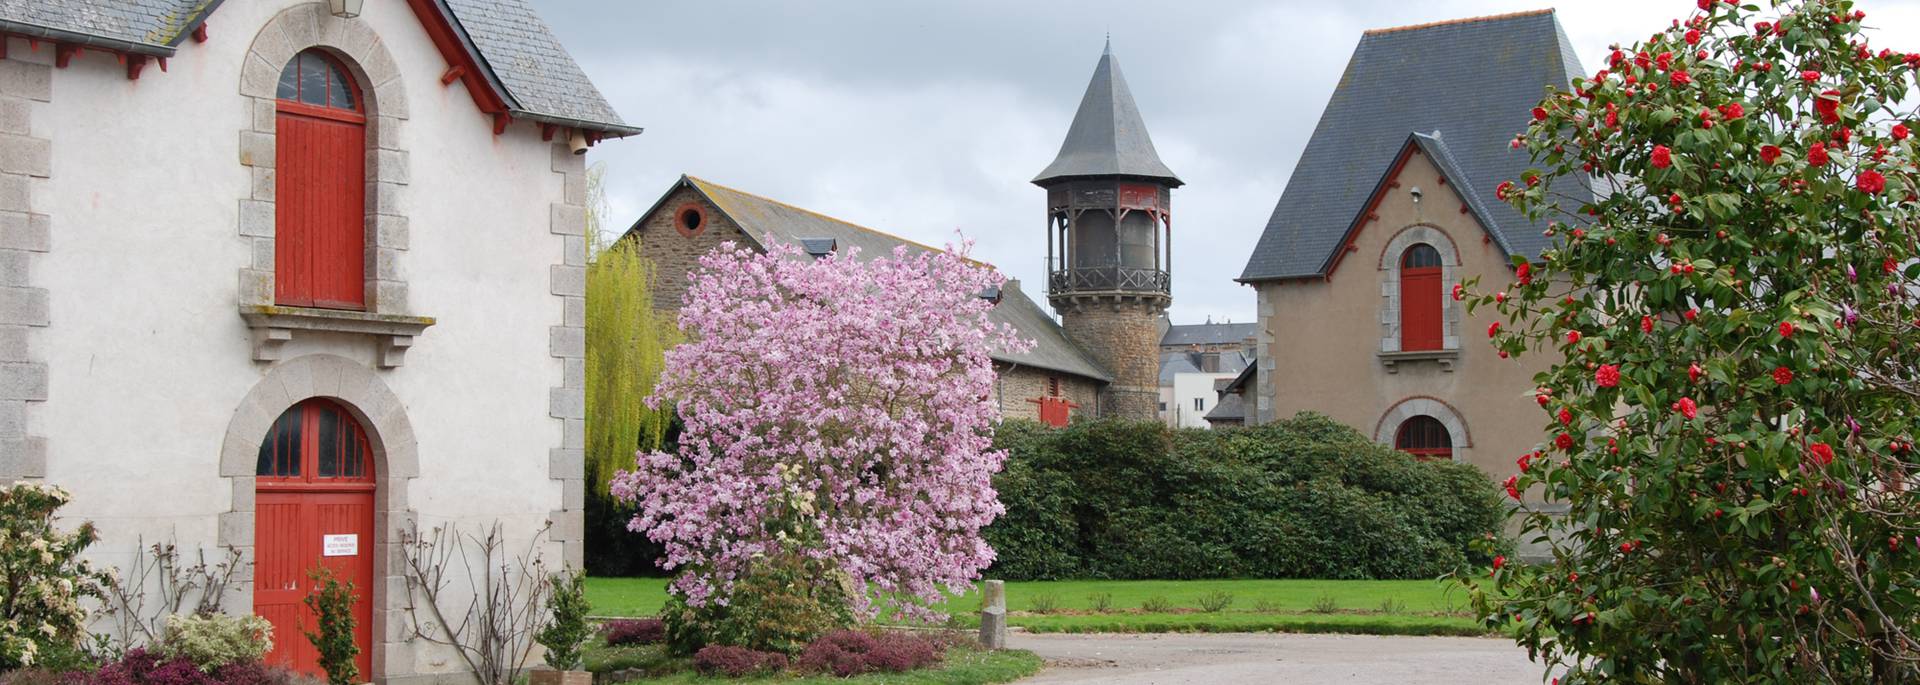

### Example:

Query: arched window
xmin=256 ymin=398 xmax=373 ymax=483
xmin=1395 ymin=415 xmax=1453 ymax=461
xmin=1399 ymin=243 xmax=1443 ymax=351
xmin=275 ymin=50 xmax=366 ymax=310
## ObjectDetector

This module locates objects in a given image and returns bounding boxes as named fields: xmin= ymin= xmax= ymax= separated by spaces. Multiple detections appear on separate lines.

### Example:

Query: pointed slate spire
xmin=1033 ymin=44 xmax=1182 ymax=187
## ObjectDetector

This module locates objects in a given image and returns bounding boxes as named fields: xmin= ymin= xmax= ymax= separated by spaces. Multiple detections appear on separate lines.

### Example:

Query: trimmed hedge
xmin=986 ymin=413 xmax=1506 ymax=580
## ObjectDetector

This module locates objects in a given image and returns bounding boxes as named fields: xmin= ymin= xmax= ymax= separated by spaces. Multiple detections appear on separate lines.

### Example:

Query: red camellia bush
xmin=1462 ymin=0 xmax=1920 ymax=681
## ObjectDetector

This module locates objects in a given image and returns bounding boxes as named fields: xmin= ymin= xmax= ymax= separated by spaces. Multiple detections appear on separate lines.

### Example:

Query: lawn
xmin=585 ymin=577 xmax=1486 ymax=636
xmin=586 ymin=642 xmax=1042 ymax=685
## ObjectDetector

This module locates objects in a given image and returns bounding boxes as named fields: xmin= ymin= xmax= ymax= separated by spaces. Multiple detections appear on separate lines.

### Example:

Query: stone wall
xmin=1059 ymin=302 xmax=1163 ymax=420
xmin=995 ymin=364 xmax=1099 ymax=423
xmin=0 ymin=47 xmax=49 ymax=480
xmin=625 ymin=184 xmax=749 ymax=311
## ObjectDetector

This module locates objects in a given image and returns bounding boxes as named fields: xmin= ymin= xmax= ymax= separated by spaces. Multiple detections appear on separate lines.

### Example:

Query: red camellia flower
xmin=1689 ymin=362 xmax=1703 ymax=383
xmin=1596 ymin=364 xmax=1621 ymax=388
xmin=1556 ymin=433 xmax=1575 ymax=450
xmin=1651 ymin=145 xmax=1674 ymax=169
xmin=1493 ymin=555 xmax=1507 ymax=572
xmin=1719 ymin=102 xmax=1744 ymax=119
xmin=1497 ymin=180 xmax=1515 ymax=200
xmin=1451 ymin=283 xmax=1464 ymax=301
xmin=1641 ymin=316 xmax=1655 ymax=334
xmin=1809 ymin=443 xmax=1835 ymax=467
xmin=1558 ymin=408 xmax=1573 ymax=426
xmin=1760 ymin=145 xmax=1782 ymax=164
xmin=1774 ymin=366 xmax=1794 ymax=385
xmin=1489 ymin=322 xmax=1501 ymax=338
xmin=1801 ymin=69 xmax=1822 ymax=83
xmin=1567 ymin=330 xmax=1581 ymax=344
xmin=1896 ymin=123 xmax=1911 ymax=141
xmin=1516 ymin=262 xmax=1533 ymax=285
xmin=1859 ymin=169 xmax=1886 ymax=194
xmin=1672 ymin=70 xmax=1693 ymax=87
xmin=1809 ymin=142 xmax=1830 ymax=166
xmin=1518 ymin=452 xmax=1534 ymax=471
xmin=1816 ymin=89 xmax=1842 ymax=124
xmin=1532 ymin=106 xmax=1548 ymax=121
xmin=1685 ymin=28 xmax=1701 ymax=45
xmin=1504 ymin=475 xmax=1522 ymax=500
xmin=1676 ymin=397 xmax=1698 ymax=419
xmin=1656 ymin=52 xmax=1673 ymax=71
xmin=1779 ymin=321 xmax=1795 ymax=338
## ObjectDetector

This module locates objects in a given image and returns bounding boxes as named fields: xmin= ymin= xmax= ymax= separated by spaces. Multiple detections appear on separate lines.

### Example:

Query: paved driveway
xmin=1011 ymin=632 xmax=1549 ymax=685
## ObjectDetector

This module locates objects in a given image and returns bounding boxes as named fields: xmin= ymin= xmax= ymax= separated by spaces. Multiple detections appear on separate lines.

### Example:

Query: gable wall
xmin=1252 ymin=149 xmax=1552 ymax=488
xmin=627 ymin=184 xmax=751 ymax=310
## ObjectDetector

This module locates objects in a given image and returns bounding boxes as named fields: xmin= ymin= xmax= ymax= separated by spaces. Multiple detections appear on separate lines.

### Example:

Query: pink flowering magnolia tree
xmin=611 ymin=239 xmax=1030 ymax=622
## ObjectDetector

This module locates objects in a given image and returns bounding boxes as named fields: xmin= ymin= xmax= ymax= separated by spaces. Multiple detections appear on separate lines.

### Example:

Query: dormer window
xmin=801 ymin=238 xmax=838 ymax=259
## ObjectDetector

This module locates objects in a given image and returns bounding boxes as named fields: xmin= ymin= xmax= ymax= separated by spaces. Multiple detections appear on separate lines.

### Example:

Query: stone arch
xmin=1377 ymin=224 xmax=1462 ymax=354
xmin=1374 ymin=395 xmax=1472 ymax=462
xmin=218 ymin=353 xmax=416 ymax=678
xmin=236 ymin=2 xmax=413 ymax=314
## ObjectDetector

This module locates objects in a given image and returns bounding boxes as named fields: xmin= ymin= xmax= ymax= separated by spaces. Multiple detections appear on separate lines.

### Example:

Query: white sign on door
xmin=322 ymin=534 xmax=358 ymax=557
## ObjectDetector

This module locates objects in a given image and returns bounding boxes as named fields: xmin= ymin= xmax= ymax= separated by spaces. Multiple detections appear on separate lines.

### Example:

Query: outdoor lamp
xmin=329 ymin=0 xmax=363 ymax=19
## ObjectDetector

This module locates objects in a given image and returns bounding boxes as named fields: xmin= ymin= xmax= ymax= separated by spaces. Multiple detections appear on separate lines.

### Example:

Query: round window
xmin=675 ymin=204 xmax=707 ymax=237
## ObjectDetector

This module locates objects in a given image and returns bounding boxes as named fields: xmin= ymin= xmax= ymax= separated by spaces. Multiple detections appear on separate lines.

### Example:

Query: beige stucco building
xmin=0 ymin=1 xmax=633 ymax=680
xmin=1235 ymin=11 xmax=1589 ymax=509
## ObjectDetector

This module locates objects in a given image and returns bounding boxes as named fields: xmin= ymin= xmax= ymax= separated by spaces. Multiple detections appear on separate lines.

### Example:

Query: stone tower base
xmin=1059 ymin=301 xmax=1165 ymax=421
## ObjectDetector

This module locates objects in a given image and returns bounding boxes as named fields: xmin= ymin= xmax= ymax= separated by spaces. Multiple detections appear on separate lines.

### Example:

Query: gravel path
xmin=1010 ymin=632 xmax=1549 ymax=684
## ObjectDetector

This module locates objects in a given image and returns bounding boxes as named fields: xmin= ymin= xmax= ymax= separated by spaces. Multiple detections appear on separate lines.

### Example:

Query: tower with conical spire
xmin=1035 ymin=41 xmax=1180 ymax=421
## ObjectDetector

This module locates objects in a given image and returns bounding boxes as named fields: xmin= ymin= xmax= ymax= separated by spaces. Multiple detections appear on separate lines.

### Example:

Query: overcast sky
xmin=535 ymin=1 xmax=1920 ymax=325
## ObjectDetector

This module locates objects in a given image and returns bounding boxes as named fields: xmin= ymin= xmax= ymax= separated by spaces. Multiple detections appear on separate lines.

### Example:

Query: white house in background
xmin=0 ymin=1 xmax=634 ymax=680
xmin=1157 ymin=321 xmax=1254 ymax=428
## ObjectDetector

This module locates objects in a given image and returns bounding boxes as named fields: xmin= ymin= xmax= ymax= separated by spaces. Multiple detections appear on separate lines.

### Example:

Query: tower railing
xmin=1047 ymin=266 xmax=1171 ymax=297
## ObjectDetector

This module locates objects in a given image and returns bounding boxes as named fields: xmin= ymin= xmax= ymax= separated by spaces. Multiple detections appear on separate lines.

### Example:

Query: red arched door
xmin=275 ymin=49 xmax=367 ymax=310
xmin=255 ymin=398 xmax=374 ymax=678
xmin=1400 ymin=244 xmax=1443 ymax=351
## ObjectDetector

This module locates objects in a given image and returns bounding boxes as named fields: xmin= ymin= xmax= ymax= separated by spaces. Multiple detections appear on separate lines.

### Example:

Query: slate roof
xmin=0 ymin=0 xmax=634 ymax=133
xmin=1157 ymin=349 xmax=1250 ymax=385
xmin=633 ymin=176 xmax=1114 ymax=383
xmin=439 ymin=0 xmax=633 ymax=132
xmin=1204 ymin=389 xmax=1246 ymax=424
xmin=1238 ymin=9 xmax=1587 ymax=282
xmin=1161 ymin=322 xmax=1257 ymax=348
xmin=1032 ymin=42 xmax=1181 ymax=187
xmin=0 ymin=0 xmax=218 ymax=52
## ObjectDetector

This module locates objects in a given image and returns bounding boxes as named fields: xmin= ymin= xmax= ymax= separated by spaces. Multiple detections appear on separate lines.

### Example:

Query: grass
xmin=584 ymin=577 xmax=1487 ymax=637
xmin=584 ymin=642 xmax=1042 ymax=685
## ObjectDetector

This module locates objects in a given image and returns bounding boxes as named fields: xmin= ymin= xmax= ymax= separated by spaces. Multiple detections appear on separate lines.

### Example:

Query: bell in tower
xmin=1035 ymin=41 xmax=1180 ymax=421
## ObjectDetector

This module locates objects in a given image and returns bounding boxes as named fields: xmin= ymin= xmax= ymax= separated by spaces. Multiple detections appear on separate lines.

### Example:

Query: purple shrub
xmin=602 ymin=618 xmax=666 ymax=646
xmin=691 ymin=645 xmax=788 ymax=678
xmin=61 ymin=650 xmax=305 ymax=685
xmin=796 ymin=630 xmax=943 ymax=677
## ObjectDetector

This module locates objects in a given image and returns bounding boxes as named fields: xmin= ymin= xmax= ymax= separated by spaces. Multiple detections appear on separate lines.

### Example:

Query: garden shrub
xmin=1461 ymin=0 xmax=1920 ymax=680
xmin=659 ymin=550 xmax=853 ymax=656
xmin=601 ymin=618 xmax=665 ymax=646
xmin=299 ymin=568 xmax=356 ymax=685
xmin=534 ymin=570 xmax=590 ymax=671
xmin=153 ymin=614 xmax=271 ymax=672
xmin=690 ymin=645 xmax=787 ymax=678
xmin=67 ymin=648 xmax=304 ymax=685
xmin=0 ymin=483 xmax=107 ymax=670
xmin=794 ymin=630 xmax=942 ymax=677
xmin=985 ymin=415 xmax=1505 ymax=580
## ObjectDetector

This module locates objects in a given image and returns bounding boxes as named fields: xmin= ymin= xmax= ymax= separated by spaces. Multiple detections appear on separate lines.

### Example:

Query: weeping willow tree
xmin=582 ymin=163 xmax=677 ymax=575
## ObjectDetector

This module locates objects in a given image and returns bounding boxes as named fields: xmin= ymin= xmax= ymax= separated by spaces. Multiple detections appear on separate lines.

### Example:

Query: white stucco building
xmin=0 ymin=1 xmax=634 ymax=680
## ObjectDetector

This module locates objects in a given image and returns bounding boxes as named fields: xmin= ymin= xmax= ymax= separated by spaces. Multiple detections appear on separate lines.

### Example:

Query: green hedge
xmin=985 ymin=413 xmax=1507 ymax=580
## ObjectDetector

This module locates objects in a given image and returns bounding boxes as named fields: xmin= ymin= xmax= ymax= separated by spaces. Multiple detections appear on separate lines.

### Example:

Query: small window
xmin=1194 ymin=397 xmax=1205 ymax=411
xmin=675 ymin=203 xmax=708 ymax=237
xmin=276 ymin=50 xmax=357 ymax=111
xmin=1395 ymin=415 xmax=1453 ymax=460
xmin=1401 ymin=244 xmax=1442 ymax=268
xmin=1047 ymin=377 xmax=1062 ymax=397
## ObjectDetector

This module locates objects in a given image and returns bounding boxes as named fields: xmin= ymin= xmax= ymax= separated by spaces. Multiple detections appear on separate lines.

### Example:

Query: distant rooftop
xmin=1162 ymin=321 xmax=1257 ymax=347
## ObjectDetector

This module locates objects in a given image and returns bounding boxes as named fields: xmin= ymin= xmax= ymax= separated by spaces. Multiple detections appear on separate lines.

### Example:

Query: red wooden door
xmin=1400 ymin=244 xmax=1443 ymax=351
xmin=255 ymin=399 xmax=375 ymax=678
xmin=275 ymin=51 xmax=366 ymax=310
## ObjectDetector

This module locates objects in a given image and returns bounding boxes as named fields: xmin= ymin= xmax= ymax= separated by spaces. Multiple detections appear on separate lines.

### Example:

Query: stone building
xmin=1236 ymin=11 xmax=1588 ymax=487
xmin=1158 ymin=321 xmax=1254 ymax=428
xmin=0 ymin=1 xmax=632 ymax=680
xmin=622 ymin=176 xmax=1111 ymax=426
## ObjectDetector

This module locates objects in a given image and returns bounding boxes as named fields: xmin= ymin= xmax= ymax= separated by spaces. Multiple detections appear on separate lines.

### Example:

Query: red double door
xmin=255 ymin=399 xmax=375 ymax=678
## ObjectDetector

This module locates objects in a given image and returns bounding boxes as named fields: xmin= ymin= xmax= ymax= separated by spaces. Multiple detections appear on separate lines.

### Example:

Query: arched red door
xmin=1400 ymin=244 xmax=1443 ymax=351
xmin=255 ymin=398 xmax=375 ymax=678
xmin=275 ymin=49 xmax=367 ymax=310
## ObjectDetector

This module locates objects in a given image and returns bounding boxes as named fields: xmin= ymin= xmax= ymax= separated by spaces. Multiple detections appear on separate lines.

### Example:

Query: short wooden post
xmin=979 ymin=579 xmax=1007 ymax=650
